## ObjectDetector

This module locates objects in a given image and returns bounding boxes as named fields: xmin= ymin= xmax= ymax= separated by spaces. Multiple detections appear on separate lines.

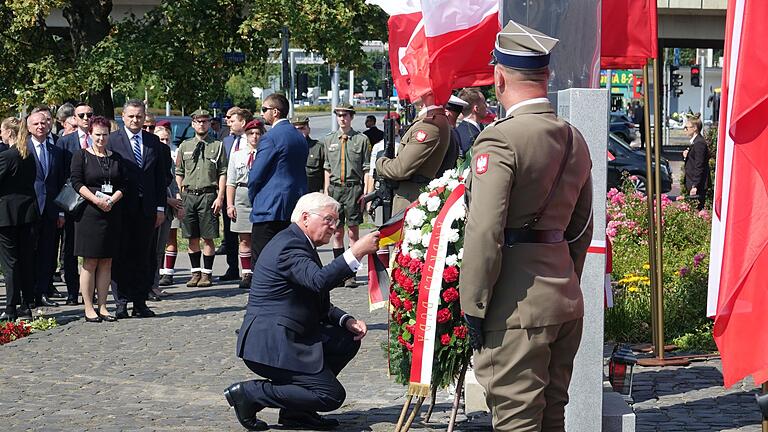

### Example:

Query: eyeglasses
xmin=309 ymin=211 xmax=340 ymax=228
xmin=193 ymin=119 xmax=210 ymax=124
xmin=143 ymin=124 xmax=155 ymax=131
xmin=261 ymin=106 xmax=274 ymax=113
xmin=77 ymin=112 xmax=94 ymax=119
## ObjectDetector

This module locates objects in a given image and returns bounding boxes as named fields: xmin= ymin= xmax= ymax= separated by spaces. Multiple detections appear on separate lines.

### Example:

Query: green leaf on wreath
xmin=402 ymin=330 xmax=412 ymax=341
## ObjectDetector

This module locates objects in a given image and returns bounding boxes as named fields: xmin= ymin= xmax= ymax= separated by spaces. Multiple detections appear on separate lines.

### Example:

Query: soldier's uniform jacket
xmin=458 ymin=100 xmax=593 ymax=331
xmin=322 ymin=129 xmax=370 ymax=185
xmin=175 ymin=135 xmax=228 ymax=190
xmin=306 ymin=136 xmax=325 ymax=191
xmin=375 ymin=108 xmax=450 ymax=213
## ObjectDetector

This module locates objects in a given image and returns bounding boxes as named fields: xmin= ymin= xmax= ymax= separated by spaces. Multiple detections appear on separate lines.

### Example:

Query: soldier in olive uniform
xmin=322 ymin=103 xmax=370 ymax=286
xmin=292 ymin=116 xmax=324 ymax=193
xmin=458 ymin=21 xmax=593 ymax=431
xmin=375 ymin=93 xmax=450 ymax=214
xmin=175 ymin=109 xmax=228 ymax=288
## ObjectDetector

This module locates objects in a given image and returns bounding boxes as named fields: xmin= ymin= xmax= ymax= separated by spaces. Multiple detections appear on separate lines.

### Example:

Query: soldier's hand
xmin=212 ymin=197 xmax=223 ymax=216
xmin=350 ymin=231 xmax=380 ymax=260
xmin=464 ymin=315 xmax=485 ymax=351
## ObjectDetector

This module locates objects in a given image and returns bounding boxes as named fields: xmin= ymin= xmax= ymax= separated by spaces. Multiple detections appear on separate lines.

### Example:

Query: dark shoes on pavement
xmin=278 ymin=410 xmax=340 ymax=430
xmin=65 ymin=296 xmax=79 ymax=306
xmin=131 ymin=304 xmax=156 ymax=318
xmin=3 ymin=307 xmax=33 ymax=322
xmin=48 ymin=286 xmax=65 ymax=299
xmin=115 ymin=305 xmax=130 ymax=320
xmin=238 ymin=274 xmax=252 ymax=290
xmin=158 ymin=274 xmax=174 ymax=286
xmin=36 ymin=295 xmax=60 ymax=307
xmin=224 ymin=383 xmax=268 ymax=431
xmin=218 ymin=270 xmax=241 ymax=282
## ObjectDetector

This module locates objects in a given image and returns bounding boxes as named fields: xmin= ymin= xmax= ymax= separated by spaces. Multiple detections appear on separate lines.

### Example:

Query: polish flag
xmin=368 ymin=0 xmax=498 ymax=105
xmin=600 ymin=0 xmax=658 ymax=68
xmin=707 ymin=0 xmax=768 ymax=388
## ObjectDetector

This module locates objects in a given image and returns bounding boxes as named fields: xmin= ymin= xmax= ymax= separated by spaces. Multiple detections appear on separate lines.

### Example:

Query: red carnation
xmin=398 ymin=335 xmax=408 ymax=347
xmin=393 ymin=267 xmax=403 ymax=283
xmin=406 ymin=324 xmax=416 ymax=335
xmin=443 ymin=266 xmax=459 ymax=283
xmin=440 ymin=333 xmax=451 ymax=346
xmin=436 ymin=308 xmax=452 ymax=324
xmin=403 ymin=299 xmax=414 ymax=312
xmin=400 ymin=277 xmax=415 ymax=293
xmin=397 ymin=253 xmax=411 ymax=267
xmin=396 ymin=313 xmax=404 ymax=324
xmin=390 ymin=296 xmax=402 ymax=309
xmin=441 ymin=287 xmax=459 ymax=303
xmin=407 ymin=342 xmax=414 ymax=352
xmin=408 ymin=259 xmax=422 ymax=274
xmin=453 ymin=325 xmax=468 ymax=339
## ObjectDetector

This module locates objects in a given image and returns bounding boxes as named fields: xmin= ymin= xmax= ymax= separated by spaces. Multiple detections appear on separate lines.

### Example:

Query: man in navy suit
xmin=225 ymin=192 xmax=380 ymax=431
xmin=454 ymin=87 xmax=488 ymax=158
xmin=108 ymin=99 xmax=171 ymax=319
xmin=248 ymin=93 xmax=308 ymax=264
xmin=55 ymin=102 xmax=94 ymax=305
xmin=218 ymin=107 xmax=252 ymax=282
xmin=27 ymin=112 xmax=66 ymax=308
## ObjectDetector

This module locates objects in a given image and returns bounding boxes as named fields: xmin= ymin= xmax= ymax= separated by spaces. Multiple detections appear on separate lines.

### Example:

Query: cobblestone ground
xmin=0 ymin=246 xmax=491 ymax=431
xmin=1 ymin=245 xmax=765 ymax=431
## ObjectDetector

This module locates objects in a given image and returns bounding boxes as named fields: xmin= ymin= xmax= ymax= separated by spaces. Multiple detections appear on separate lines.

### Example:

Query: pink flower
xmin=677 ymin=201 xmax=691 ymax=212
xmin=610 ymin=193 xmax=625 ymax=206
xmin=698 ymin=209 xmax=711 ymax=220
xmin=678 ymin=266 xmax=690 ymax=277
xmin=693 ymin=253 xmax=706 ymax=267
xmin=607 ymin=188 xmax=619 ymax=200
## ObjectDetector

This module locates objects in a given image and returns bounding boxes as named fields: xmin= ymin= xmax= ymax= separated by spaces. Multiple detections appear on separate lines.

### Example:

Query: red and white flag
xmin=707 ymin=0 xmax=768 ymax=388
xmin=367 ymin=0 xmax=498 ymax=105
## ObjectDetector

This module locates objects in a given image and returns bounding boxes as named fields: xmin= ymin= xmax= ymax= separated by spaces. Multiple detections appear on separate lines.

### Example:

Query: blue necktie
xmin=132 ymin=135 xmax=143 ymax=168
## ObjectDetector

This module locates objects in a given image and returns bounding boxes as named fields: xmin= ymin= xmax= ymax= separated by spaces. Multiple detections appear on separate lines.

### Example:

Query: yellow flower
xmin=643 ymin=263 xmax=650 ymax=270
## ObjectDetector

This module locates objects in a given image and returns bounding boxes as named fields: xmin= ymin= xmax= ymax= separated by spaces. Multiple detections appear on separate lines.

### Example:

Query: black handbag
xmin=54 ymin=181 xmax=86 ymax=215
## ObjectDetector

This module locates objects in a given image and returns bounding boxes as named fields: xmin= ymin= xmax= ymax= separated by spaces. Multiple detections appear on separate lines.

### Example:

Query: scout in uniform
xmin=375 ymin=92 xmax=450 ymax=214
xmin=322 ymin=103 xmax=371 ymax=286
xmin=458 ymin=21 xmax=594 ymax=431
xmin=292 ymin=116 xmax=325 ymax=193
xmin=175 ymin=109 xmax=228 ymax=288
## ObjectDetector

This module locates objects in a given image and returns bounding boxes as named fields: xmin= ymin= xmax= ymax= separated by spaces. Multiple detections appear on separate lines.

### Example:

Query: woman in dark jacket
xmin=0 ymin=117 xmax=39 ymax=321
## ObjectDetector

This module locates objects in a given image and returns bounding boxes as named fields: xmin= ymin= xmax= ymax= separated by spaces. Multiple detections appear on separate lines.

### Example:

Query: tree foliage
xmin=0 ymin=0 xmax=387 ymax=117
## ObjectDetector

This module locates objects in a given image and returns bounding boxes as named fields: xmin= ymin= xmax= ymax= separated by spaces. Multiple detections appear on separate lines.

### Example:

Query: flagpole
xmin=651 ymin=57 xmax=666 ymax=360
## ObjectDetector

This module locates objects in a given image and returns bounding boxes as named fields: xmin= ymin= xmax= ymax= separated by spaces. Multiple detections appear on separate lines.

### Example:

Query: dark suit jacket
xmin=236 ymin=223 xmax=355 ymax=374
xmin=0 ymin=147 xmax=39 ymax=227
xmin=107 ymin=128 xmax=170 ymax=216
xmin=455 ymin=120 xmax=482 ymax=157
xmin=364 ymin=126 xmax=384 ymax=145
xmin=248 ymin=120 xmax=308 ymax=223
xmin=684 ymin=134 xmax=711 ymax=193
xmin=0 ymin=142 xmax=9 ymax=152
xmin=223 ymin=134 xmax=245 ymax=156
xmin=56 ymin=130 xmax=86 ymax=178
xmin=28 ymin=137 xmax=65 ymax=220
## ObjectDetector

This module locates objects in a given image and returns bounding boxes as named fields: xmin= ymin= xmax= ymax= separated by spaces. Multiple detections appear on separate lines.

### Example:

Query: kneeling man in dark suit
xmin=225 ymin=192 xmax=380 ymax=431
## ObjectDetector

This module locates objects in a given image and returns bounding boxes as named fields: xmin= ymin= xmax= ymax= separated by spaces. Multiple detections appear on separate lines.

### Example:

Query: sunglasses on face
xmin=261 ymin=106 xmax=274 ymax=113
xmin=77 ymin=112 xmax=94 ymax=119
xmin=143 ymin=124 xmax=155 ymax=131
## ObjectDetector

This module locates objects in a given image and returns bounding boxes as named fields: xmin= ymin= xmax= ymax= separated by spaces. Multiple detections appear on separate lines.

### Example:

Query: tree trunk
xmin=62 ymin=0 xmax=114 ymax=117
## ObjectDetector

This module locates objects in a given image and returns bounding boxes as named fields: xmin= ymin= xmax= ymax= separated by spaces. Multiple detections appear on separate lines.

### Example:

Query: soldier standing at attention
xmin=458 ymin=21 xmax=593 ymax=432
xmin=322 ymin=103 xmax=370 ymax=287
xmin=175 ymin=109 xmax=228 ymax=288
xmin=375 ymin=92 xmax=450 ymax=214
xmin=292 ymin=116 xmax=325 ymax=193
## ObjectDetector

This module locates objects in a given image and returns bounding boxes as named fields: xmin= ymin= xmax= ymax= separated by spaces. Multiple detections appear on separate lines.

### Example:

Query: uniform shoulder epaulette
xmin=489 ymin=116 xmax=513 ymax=128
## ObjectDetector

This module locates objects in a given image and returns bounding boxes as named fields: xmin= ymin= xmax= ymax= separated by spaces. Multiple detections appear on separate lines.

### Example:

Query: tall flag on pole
xmin=600 ymin=0 xmax=658 ymax=67
xmin=367 ymin=0 xmax=498 ymax=104
xmin=707 ymin=0 xmax=768 ymax=388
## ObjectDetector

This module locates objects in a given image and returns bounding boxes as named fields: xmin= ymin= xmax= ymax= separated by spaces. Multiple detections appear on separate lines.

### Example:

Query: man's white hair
xmin=290 ymin=192 xmax=341 ymax=223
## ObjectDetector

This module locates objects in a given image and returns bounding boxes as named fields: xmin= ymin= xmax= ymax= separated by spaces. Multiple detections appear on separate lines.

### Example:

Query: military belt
xmin=236 ymin=182 xmax=248 ymax=187
xmin=184 ymin=187 xmax=217 ymax=195
xmin=331 ymin=181 xmax=362 ymax=187
xmin=504 ymin=228 xmax=564 ymax=246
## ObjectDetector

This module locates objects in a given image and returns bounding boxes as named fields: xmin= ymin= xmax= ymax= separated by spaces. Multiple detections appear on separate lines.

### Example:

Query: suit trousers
xmin=473 ymin=318 xmax=583 ymax=432
xmin=62 ymin=218 xmax=79 ymax=298
xmin=152 ymin=215 xmax=172 ymax=289
xmin=222 ymin=211 xmax=238 ymax=273
xmin=34 ymin=217 xmax=59 ymax=300
xmin=250 ymin=220 xmax=291 ymax=268
xmin=0 ymin=223 xmax=37 ymax=309
xmin=242 ymin=324 xmax=361 ymax=413
xmin=113 ymin=208 xmax=157 ymax=307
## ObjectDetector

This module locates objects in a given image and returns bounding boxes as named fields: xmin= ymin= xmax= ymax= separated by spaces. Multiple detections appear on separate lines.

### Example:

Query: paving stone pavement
xmin=0 ymin=246 xmax=491 ymax=431
xmin=2 ymin=244 xmax=765 ymax=431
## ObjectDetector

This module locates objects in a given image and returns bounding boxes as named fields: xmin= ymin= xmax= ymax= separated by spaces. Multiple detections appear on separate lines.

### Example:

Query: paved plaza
xmin=0 ymin=246 xmax=764 ymax=431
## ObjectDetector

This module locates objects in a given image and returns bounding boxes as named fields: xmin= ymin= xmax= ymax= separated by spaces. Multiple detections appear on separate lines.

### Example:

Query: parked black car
xmin=607 ymin=133 xmax=672 ymax=193
xmin=610 ymin=112 xmax=637 ymax=143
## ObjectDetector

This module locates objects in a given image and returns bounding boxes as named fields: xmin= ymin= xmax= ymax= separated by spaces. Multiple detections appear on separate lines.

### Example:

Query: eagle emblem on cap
xmin=476 ymin=154 xmax=489 ymax=175
xmin=415 ymin=130 xmax=427 ymax=142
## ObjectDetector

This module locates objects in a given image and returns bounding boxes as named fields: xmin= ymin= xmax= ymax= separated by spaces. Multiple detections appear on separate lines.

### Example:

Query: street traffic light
xmin=670 ymin=65 xmax=683 ymax=97
xmin=690 ymin=65 xmax=701 ymax=87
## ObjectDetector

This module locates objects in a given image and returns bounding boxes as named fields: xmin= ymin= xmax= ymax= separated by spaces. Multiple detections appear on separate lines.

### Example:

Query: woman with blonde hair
xmin=0 ymin=117 xmax=38 ymax=321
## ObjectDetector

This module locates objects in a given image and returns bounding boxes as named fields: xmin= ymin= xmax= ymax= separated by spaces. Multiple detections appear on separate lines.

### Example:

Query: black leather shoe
xmin=224 ymin=383 xmax=268 ymax=431
xmin=132 ymin=304 xmax=156 ymax=318
xmin=65 ymin=296 xmax=79 ymax=306
xmin=218 ymin=270 xmax=240 ymax=282
xmin=38 ymin=296 xmax=59 ymax=307
xmin=98 ymin=313 xmax=118 ymax=322
xmin=147 ymin=292 xmax=162 ymax=302
xmin=48 ymin=287 xmax=65 ymax=299
xmin=115 ymin=305 xmax=130 ymax=319
xmin=17 ymin=307 xmax=32 ymax=320
xmin=85 ymin=315 xmax=102 ymax=323
xmin=278 ymin=410 xmax=339 ymax=430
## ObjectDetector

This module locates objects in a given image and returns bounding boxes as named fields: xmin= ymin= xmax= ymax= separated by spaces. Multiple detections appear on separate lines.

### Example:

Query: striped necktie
xmin=132 ymin=134 xmax=143 ymax=167
xmin=234 ymin=135 xmax=241 ymax=152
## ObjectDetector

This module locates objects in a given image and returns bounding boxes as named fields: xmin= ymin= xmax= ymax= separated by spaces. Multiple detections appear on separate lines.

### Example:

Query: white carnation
xmin=405 ymin=229 xmax=422 ymax=246
xmin=445 ymin=254 xmax=458 ymax=266
xmin=405 ymin=208 xmax=427 ymax=228
xmin=447 ymin=179 xmax=460 ymax=191
xmin=418 ymin=192 xmax=430 ymax=205
xmin=428 ymin=177 xmax=448 ymax=189
xmin=458 ymin=248 xmax=464 ymax=260
xmin=421 ymin=231 xmax=433 ymax=248
xmin=441 ymin=168 xmax=456 ymax=180
xmin=447 ymin=228 xmax=460 ymax=243
xmin=430 ymin=218 xmax=437 ymax=227
xmin=454 ymin=204 xmax=466 ymax=221
xmin=400 ymin=241 xmax=410 ymax=256
xmin=410 ymin=249 xmax=424 ymax=259
xmin=426 ymin=196 xmax=441 ymax=212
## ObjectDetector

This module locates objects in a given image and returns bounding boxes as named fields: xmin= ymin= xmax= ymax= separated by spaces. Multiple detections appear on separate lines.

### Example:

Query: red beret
xmin=245 ymin=119 xmax=264 ymax=131
xmin=155 ymin=120 xmax=171 ymax=129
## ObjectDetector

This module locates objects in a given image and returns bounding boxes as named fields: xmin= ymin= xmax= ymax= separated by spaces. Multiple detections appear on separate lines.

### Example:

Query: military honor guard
xmin=375 ymin=93 xmax=450 ymax=213
xmin=322 ymin=103 xmax=371 ymax=286
xmin=292 ymin=116 xmax=325 ymax=193
xmin=458 ymin=21 xmax=593 ymax=431
xmin=175 ymin=109 xmax=228 ymax=288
